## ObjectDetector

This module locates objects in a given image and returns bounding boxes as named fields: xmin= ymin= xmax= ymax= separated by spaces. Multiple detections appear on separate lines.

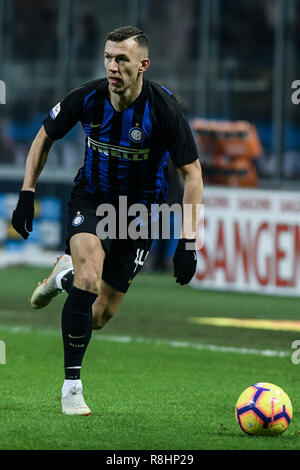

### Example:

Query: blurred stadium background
xmin=0 ymin=0 xmax=299 ymax=280
xmin=1 ymin=0 xmax=300 ymax=280
xmin=1 ymin=0 xmax=300 ymax=451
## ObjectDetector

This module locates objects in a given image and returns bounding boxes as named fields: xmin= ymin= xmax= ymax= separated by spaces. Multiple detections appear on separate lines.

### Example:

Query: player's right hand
xmin=11 ymin=190 xmax=35 ymax=239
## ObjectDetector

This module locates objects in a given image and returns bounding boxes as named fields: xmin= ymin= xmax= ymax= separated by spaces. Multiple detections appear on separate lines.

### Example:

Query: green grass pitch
xmin=0 ymin=266 xmax=300 ymax=450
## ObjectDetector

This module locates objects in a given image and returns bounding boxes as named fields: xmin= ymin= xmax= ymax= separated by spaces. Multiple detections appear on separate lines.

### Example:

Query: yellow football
xmin=235 ymin=382 xmax=293 ymax=436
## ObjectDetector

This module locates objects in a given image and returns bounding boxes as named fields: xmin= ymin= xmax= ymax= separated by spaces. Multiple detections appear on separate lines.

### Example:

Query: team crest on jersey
xmin=50 ymin=102 xmax=61 ymax=120
xmin=72 ymin=212 xmax=84 ymax=226
xmin=129 ymin=127 xmax=145 ymax=143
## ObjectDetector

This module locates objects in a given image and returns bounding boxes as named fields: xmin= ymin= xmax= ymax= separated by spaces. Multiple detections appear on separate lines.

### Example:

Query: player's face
xmin=104 ymin=38 xmax=149 ymax=95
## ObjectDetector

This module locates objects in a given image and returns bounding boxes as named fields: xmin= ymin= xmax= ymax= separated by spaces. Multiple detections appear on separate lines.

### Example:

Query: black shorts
xmin=65 ymin=186 xmax=153 ymax=293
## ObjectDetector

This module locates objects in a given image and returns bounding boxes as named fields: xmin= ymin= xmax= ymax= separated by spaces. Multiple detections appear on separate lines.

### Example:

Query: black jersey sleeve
xmin=154 ymin=86 xmax=199 ymax=168
xmin=165 ymin=98 xmax=199 ymax=168
xmin=43 ymin=87 xmax=83 ymax=140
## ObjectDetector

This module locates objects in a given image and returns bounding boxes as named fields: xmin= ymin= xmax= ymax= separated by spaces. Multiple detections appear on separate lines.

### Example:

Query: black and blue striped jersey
xmin=43 ymin=78 xmax=198 ymax=207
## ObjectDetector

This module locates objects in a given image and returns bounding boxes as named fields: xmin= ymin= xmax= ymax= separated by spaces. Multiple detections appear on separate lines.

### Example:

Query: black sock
xmin=61 ymin=270 xmax=74 ymax=294
xmin=61 ymin=286 xmax=97 ymax=380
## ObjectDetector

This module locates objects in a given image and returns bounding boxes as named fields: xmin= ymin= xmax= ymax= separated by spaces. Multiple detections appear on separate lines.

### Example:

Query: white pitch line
xmin=95 ymin=335 xmax=289 ymax=357
xmin=0 ymin=325 xmax=289 ymax=358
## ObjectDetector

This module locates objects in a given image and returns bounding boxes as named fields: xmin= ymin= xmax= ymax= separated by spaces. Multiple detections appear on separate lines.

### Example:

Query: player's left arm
xmin=177 ymin=158 xmax=203 ymax=240
xmin=172 ymin=158 xmax=203 ymax=285
xmin=158 ymin=89 xmax=203 ymax=284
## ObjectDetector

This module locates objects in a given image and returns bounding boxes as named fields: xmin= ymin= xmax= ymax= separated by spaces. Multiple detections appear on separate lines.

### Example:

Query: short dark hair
xmin=106 ymin=26 xmax=149 ymax=51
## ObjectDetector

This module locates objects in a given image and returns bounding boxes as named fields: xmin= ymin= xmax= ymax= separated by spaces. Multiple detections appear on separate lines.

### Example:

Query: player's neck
xmin=109 ymin=77 xmax=143 ymax=112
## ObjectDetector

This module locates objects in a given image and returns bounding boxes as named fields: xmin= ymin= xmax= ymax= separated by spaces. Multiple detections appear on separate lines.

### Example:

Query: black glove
xmin=173 ymin=238 xmax=197 ymax=285
xmin=11 ymin=190 xmax=35 ymax=239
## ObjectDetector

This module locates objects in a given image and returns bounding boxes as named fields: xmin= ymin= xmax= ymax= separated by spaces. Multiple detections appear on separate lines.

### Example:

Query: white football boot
xmin=30 ymin=254 xmax=73 ymax=309
xmin=61 ymin=382 xmax=91 ymax=416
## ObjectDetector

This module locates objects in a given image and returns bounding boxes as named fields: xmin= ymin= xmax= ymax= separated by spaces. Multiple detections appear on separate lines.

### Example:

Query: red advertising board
xmin=192 ymin=186 xmax=300 ymax=296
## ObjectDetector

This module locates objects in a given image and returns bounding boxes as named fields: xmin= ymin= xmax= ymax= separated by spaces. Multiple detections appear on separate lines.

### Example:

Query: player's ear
xmin=139 ymin=57 xmax=150 ymax=73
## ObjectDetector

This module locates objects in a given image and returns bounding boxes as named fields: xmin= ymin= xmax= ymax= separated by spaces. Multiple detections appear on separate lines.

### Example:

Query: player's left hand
xmin=173 ymin=238 xmax=197 ymax=285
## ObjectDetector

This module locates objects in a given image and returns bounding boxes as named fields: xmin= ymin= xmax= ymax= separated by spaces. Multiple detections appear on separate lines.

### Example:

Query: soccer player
xmin=11 ymin=26 xmax=203 ymax=416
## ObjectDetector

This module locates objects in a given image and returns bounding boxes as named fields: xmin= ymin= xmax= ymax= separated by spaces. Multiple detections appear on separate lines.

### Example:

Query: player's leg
xmin=31 ymin=185 xmax=101 ymax=310
xmin=30 ymin=234 xmax=152 ymax=415
xmin=30 ymin=254 xmax=123 ymax=331
xmin=31 ymin=257 xmax=123 ymax=330
xmin=61 ymin=232 xmax=105 ymax=416
xmin=30 ymin=254 xmax=74 ymax=309
xmin=90 ymin=238 xmax=152 ymax=331
xmin=64 ymin=237 xmax=152 ymax=331
xmin=92 ymin=280 xmax=125 ymax=330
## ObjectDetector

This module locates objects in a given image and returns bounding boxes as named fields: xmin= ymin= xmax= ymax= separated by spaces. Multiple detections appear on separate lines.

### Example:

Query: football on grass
xmin=235 ymin=382 xmax=292 ymax=436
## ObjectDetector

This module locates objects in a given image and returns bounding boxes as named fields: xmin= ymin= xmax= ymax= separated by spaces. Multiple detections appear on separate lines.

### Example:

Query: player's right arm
xmin=11 ymin=84 xmax=87 ymax=239
xmin=11 ymin=80 xmax=100 ymax=239
xmin=22 ymin=125 xmax=53 ymax=192
xmin=11 ymin=125 xmax=53 ymax=239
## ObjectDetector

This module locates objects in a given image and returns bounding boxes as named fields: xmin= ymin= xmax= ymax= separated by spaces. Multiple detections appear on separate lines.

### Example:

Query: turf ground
xmin=1 ymin=266 xmax=300 ymax=450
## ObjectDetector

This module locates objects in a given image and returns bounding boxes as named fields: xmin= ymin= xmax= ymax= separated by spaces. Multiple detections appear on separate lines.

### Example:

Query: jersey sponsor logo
xmin=88 ymin=137 xmax=150 ymax=161
xmin=129 ymin=127 xmax=145 ymax=143
xmin=72 ymin=212 xmax=85 ymax=226
xmin=50 ymin=102 xmax=61 ymax=120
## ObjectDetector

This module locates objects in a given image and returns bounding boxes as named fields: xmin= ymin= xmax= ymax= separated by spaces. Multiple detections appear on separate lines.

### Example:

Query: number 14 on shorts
xmin=133 ymin=249 xmax=149 ymax=273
